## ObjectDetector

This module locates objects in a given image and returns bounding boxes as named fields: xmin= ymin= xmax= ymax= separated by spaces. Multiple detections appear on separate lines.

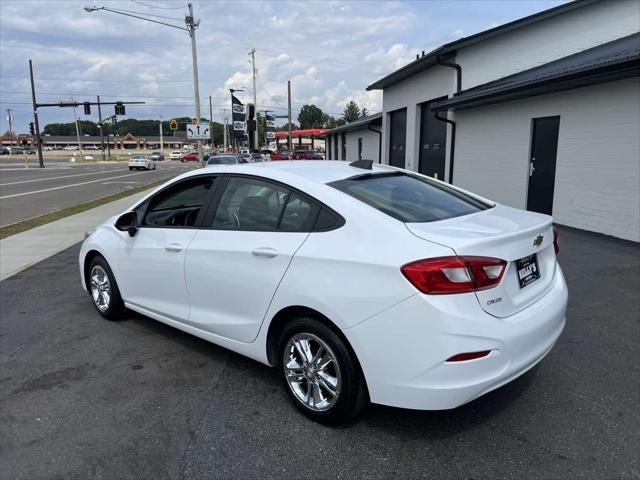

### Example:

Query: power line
xmin=104 ymin=6 xmax=184 ymax=22
xmin=130 ymin=0 xmax=186 ymax=10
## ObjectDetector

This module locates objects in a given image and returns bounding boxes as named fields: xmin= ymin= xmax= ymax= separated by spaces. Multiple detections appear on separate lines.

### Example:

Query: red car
xmin=292 ymin=149 xmax=323 ymax=160
xmin=180 ymin=152 xmax=198 ymax=162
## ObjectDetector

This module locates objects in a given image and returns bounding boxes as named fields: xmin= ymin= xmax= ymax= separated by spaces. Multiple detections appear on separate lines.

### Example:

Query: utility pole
xmin=209 ymin=96 xmax=214 ymax=148
xmin=248 ymin=48 xmax=258 ymax=148
xmin=159 ymin=115 xmax=164 ymax=153
xmin=287 ymin=80 xmax=292 ymax=151
xmin=6 ymin=109 xmax=13 ymax=148
xmin=28 ymin=60 xmax=44 ymax=168
xmin=97 ymin=95 xmax=105 ymax=161
xmin=186 ymin=3 xmax=202 ymax=163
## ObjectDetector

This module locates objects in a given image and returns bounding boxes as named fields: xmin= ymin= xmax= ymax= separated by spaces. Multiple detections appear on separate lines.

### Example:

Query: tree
xmin=297 ymin=104 xmax=326 ymax=129
xmin=342 ymin=100 xmax=361 ymax=123
xmin=361 ymin=107 xmax=369 ymax=118
xmin=276 ymin=122 xmax=298 ymax=132
xmin=323 ymin=116 xmax=346 ymax=129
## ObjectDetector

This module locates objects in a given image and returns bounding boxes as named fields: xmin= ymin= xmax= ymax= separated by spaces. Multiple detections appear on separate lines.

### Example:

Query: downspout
xmin=367 ymin=124 xmax=382 ymax=163
xmin=435 ymin=111 xmax=456 ymax=183
xmin=435 ymin=54 xmax=462 ymax=183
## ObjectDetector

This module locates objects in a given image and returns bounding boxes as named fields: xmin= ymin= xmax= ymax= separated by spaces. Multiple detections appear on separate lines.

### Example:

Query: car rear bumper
xmin=344 ymin=264 xmax=568 ymax=410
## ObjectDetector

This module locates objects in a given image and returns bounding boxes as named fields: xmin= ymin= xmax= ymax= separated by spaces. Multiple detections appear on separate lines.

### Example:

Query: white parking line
xmin=0 ymin=168 xmax=130 ymax=186
xmin=0 ymin=171 xmax=153 ymax=199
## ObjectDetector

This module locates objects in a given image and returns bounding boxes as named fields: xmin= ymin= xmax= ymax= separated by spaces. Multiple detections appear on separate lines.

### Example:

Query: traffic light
xmin=114 ymin=102 xmax=125 ymax=115
xmin=29 ymin=122 xmax=34 ymax=135
xmin=169 ymin=119 xmax=178 ymax=131
xmin=83 ymin=102 xmax=91 ymax=115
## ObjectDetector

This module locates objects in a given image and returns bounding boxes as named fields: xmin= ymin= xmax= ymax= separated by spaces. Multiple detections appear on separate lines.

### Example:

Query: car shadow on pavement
xmin=121 ymin=307 xmax=538 ymax=436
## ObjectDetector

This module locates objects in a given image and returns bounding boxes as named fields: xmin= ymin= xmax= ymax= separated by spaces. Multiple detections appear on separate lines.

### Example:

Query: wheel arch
xmin=265 ymin=306 xmax=368 ymax=394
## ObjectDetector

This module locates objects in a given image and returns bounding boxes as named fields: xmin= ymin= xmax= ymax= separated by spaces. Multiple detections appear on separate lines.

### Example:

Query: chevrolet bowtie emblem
xmin=533 ymin=234 xmax=544 ymax=247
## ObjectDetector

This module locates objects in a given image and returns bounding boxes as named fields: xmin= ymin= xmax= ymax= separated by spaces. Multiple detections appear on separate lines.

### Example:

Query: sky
xmin=0 ymin=0 xmax=567 ymax=133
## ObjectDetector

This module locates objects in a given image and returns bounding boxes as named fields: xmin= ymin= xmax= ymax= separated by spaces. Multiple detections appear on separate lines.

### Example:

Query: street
xmin=0 ymin=226 xmax=637 ymax=479
xmin=0 ymin=161 xmax=195 ymax=226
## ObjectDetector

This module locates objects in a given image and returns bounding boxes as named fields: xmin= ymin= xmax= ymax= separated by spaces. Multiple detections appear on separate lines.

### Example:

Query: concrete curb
xmin=0 ymin=191 xmax=148 ymax=281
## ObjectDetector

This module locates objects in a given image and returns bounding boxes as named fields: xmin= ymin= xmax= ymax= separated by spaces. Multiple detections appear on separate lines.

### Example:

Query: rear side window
xmin=329 ymin=173 xmax=491 ymax=223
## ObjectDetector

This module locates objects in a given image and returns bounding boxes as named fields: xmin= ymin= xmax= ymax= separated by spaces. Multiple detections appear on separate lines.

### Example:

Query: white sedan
xmin=128 ymin=155 xmax=156 ymax=171
xmin=79 ymin=160 xmax=567 ymax=424
xmin=170 ymin=150 xmax=183 ymax=160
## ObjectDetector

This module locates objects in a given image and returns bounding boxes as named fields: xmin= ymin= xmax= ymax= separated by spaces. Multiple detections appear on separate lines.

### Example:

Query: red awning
xmin=274 ymin=129 xmax=326 ymax=138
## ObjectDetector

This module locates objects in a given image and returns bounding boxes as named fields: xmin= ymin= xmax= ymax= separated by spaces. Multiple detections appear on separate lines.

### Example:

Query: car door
xmin=115 ymin=175 xmax=217 ymax=321
xmin=184 ymin=175 xmax=319 ymax=343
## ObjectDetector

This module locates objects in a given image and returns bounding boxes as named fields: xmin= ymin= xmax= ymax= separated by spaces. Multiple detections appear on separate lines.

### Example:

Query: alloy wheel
xmin=283 ymin=333 xmax=342 ymax=412
xmin=90 ymin=265 xmax=111 ymax=313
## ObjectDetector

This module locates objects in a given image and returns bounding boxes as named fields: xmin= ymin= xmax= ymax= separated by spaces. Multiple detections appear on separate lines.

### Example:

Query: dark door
xmin=333 ymin=135 xmax=338 ymax=160
xmin=527 ymin=116 xmax=560 ymax=215
xmin=341 ymin=133 xmax=346 ymax=160
xmin=358 ymin=137 xmax=362 ymax=160
xmin=388 ymin=108 xmax=406 ymax=168
xmin=418 ymin=101 xmax=447 ymax=180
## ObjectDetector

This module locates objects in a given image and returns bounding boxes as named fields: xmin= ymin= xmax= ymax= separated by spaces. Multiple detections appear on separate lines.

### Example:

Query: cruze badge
xmin=533 ymin=234 xmax=544 ymax=247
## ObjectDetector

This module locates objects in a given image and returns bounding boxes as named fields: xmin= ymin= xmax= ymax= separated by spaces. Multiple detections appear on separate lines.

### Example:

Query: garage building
xmin=331 ymin=0 xmax=639 ymax=241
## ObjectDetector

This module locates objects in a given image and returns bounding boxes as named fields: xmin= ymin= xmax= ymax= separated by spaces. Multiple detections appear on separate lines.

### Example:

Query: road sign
xmin=266 ymin=131 xmax=276 ymax=139
xmin=186 ymin=123 xmax=210 ymax=139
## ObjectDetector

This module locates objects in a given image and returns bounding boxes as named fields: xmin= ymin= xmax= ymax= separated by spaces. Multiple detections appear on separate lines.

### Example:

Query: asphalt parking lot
xmin=0 ymin=226 xmax=638 ymax=479
xmin=0 ymin=161 xmax=194 ymax=226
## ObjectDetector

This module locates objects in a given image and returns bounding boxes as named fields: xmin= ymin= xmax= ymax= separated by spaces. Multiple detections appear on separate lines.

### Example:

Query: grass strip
xmin=0 ymin=179 xmax=167 ymax=240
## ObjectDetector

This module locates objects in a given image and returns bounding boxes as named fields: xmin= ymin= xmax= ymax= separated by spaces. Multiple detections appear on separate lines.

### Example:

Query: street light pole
xmin=84 ymin=4 xmax=202 ymax=161
xmin=6 ymin=109 xmax=13 ymax=148
xmin=186 ymin=3 xmax=202 ymax=163
xmin=97 ymin=95 xmax=105 ymax=161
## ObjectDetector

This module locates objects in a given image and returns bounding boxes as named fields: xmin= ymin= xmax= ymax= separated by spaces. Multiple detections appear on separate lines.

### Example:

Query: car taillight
xmin=553 ymin=226 xmax=559 ymax=254
xmin=401 ymin=256 xmax=507 ymax=294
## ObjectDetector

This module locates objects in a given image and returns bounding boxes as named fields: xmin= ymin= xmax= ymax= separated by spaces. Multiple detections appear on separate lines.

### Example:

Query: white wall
xmin=381 ymin=66 xmax=456 ymax=170
xmin=456 ymin=0 xmax=640 ymax=89
xmin=343 ymin=128 xmax=380 ymax=162
xmin=454 ymin=78 xmax=640 ymax=242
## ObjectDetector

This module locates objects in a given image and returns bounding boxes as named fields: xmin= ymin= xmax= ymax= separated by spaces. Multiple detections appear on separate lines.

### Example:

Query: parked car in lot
xmin=80 ymin=160 xmax=567 ymax=425
xmin=0 ymin=147 xmax=10 ymax=155
xmin=63 ymin=145 xmax=79 ymax=151
xmin=206 ymin=154 xmax=242 ymax=166
xmin=128 ymin=155 xmax=156 ymax=170
xmin=149 ymin=151 xmax=165 ymax=161
xmin=170 ymin=151 xmax=183 ymax=160
xmin=293 ymin=149 xmax=323 ymax=160
xmin=85 ymin=145 xmax=99 ymax=150
xmin=180 ymin=152 xmax=198 ymax=162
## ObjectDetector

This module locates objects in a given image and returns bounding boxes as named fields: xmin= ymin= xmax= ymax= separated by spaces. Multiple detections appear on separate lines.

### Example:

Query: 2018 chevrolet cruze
xmin=79 ymin=160 xmax=567 ymax=424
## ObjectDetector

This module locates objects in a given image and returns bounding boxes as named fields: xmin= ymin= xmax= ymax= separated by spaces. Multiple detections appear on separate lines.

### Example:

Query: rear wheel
xmin=279 ymin=317 xmax=367 ymax=425
xmin=88 ymin=256 xmax=125 ymax=320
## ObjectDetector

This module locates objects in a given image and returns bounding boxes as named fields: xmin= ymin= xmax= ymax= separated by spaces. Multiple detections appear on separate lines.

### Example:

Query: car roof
xmin=187 ymin=160 xmax=396 ymax=184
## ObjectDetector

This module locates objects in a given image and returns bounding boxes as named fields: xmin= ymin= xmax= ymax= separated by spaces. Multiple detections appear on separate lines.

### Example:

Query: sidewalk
xmin=0 ymin=191 xmax=148 ymax=281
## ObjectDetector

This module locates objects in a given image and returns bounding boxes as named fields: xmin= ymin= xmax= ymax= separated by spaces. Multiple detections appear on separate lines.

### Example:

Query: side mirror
xmin=115 ymin=211 xmax=138 ymax=237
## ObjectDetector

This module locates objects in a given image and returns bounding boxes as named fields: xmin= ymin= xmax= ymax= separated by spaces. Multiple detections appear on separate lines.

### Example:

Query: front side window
xmin=142 ymin=176 xmax=214 ymax=227
xmin=330 ymin=172 xmax=491 ymax=223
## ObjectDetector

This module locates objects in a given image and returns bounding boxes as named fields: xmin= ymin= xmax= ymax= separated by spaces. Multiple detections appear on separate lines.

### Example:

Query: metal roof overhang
xmin=431 ymin=57 xmax=640 ymax=112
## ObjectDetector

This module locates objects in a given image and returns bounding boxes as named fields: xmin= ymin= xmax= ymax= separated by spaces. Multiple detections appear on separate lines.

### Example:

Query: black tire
xmin=129 ymin=167 xmax=133 ymax=170
xmin=88 ymin=255 xmax=126 ymax=321
xmin=278 ymin=317 xmax=368 ymax=425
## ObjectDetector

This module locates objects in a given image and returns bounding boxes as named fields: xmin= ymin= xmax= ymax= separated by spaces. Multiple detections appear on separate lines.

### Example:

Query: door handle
xmin=251 ymin=247 xmax=278 ymax=259
xmin=164 ymin=243 xmax=183 ymax=253
xmin=529 ymin=162 xmax=535 ymax=177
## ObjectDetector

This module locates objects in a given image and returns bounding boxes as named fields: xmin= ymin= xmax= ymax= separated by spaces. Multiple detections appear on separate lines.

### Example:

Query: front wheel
xmin=88 ymin=256 xmax=125 ymax=320
xmin=279 ymin=318 xmax=368 ymax=425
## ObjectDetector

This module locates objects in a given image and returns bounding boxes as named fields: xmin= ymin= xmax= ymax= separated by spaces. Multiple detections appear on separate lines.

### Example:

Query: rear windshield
xmin=208 ymin=156 xmax=237 ymax=165
xmin=329 ymin=172 xmax=492 ymax=223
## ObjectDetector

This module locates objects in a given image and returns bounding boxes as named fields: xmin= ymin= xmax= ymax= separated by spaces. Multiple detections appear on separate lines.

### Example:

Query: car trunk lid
xmin=406 ymin=204 xmax=557 ymax=318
